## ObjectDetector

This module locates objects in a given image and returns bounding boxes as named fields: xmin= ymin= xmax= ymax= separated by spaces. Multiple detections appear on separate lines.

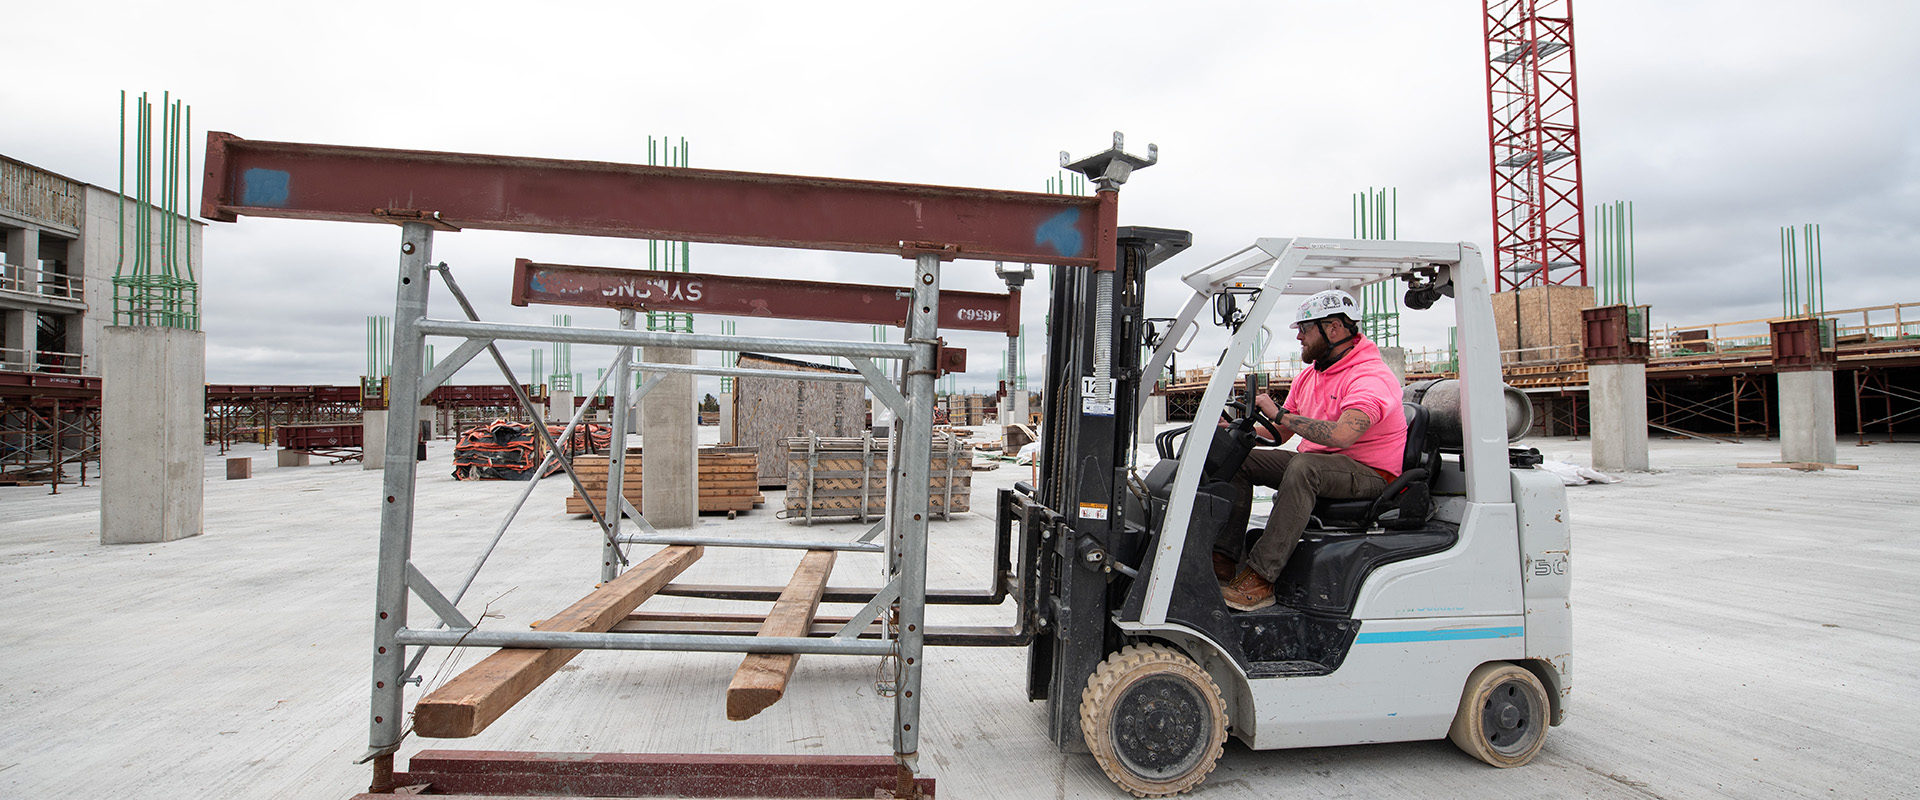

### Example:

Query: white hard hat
xmin=1291 ymin=289 xmax=1360 ymax=329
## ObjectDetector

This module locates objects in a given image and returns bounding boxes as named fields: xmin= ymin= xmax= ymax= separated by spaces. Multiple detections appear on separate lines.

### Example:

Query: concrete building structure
xmin=1 ymin=155 xmax=205 ymax=491
xmin=2 ymin=155 xmax=203 ymax=377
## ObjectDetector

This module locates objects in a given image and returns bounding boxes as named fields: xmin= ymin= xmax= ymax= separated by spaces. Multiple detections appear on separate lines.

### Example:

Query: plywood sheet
xmin=733 ymin=354 xmax=868 ymax=487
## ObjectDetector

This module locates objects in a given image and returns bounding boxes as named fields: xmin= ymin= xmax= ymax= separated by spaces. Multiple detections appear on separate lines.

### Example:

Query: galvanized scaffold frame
xmin=372 ymin=230 xmax=941 ymax=768
xmin=199 ymin=132 xmax=1129 ymax=792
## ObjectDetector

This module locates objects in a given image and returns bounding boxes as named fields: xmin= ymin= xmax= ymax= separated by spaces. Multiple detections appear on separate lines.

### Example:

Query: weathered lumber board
xmin=1736 ymin=461 xmax=1859 ymax=471
xmin=726 ymin=549 xmax=837 ymax=721
xmin=564 ymin=492 xmax=762 ymax=515
xmin=411 ymin=545 xmax=703 ymax=738
xmin=566 ymin=449 xmax=763 ymax=515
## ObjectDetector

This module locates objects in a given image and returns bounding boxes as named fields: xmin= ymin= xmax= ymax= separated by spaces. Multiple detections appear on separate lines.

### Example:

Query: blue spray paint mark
xmin=241 ymin=168 xmax=291 ymax=207
xmin=1034 ymin=209 xmax=1084 ymax=256
xmin=1354 ymin=626 xmax=1524 ymax=644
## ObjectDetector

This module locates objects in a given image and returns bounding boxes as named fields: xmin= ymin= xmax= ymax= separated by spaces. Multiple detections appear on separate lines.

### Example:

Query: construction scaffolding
xmin=205 ymin=384 xmax=549 ymax=453
xmin=199 ymin=130 xmax=1128 ymax=795
xmin=0 ymin=372 xmax=100 ymax=489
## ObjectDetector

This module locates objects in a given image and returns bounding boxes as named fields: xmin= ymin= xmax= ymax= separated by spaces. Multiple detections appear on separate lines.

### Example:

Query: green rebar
xmin=1627 ymin=201 xmax=1636 ymax=306
xmin=116 ymin=91 xmax=125 ymax=306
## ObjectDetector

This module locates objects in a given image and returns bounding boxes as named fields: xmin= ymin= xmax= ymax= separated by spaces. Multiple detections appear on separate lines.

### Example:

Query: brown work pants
xmin=1215 ymin=449 xmax=1387 ymax=582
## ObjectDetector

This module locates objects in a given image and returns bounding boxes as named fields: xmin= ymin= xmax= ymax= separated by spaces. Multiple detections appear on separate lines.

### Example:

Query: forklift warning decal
xmin=1078 ymin=503 xmax=1109 ymax=520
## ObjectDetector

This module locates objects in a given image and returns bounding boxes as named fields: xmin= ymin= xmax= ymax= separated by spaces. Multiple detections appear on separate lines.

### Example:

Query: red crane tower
xmin=1483 ymin=0 xmax=1587 ymax=291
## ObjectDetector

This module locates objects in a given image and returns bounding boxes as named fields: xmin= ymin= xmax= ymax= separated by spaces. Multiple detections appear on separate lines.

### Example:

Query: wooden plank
xmin=1737 ymin=462 xmax=1859 ymax=471
xmin=569 ymin=462 xmax=761 ymax=475
xmin=411 ymin=545 xmax=703 ymax=738
xmin=726 ymin=549 xmax=837 ymax=721
xmin=568 ymin=480 xmax=765 ymax=492
xmin=564 ymin=495 xmax=761 ymax=514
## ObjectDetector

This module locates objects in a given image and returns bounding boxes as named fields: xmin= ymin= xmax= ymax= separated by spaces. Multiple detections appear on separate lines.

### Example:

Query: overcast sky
xmin=5 ymin=1 xmax=1916 ymax=395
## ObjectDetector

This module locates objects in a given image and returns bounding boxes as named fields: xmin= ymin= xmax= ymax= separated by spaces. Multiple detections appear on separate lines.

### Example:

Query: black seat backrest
xmin=1401 ymin=401 xmax=1432 ymax=475
xmin=1306 ymin=402 xmax=1438 ymax=532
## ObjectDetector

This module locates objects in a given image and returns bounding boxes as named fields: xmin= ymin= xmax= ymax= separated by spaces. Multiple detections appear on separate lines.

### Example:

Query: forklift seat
xmin=1308 ymin=402 xmax=1438 ymax=531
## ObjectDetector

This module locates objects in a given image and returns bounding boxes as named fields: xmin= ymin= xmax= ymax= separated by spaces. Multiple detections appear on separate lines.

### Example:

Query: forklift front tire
xmin=1080 ymin=644 xmax=1228 ymax=797
xmin=1449 ymin=661 xmax=1550 ymax=768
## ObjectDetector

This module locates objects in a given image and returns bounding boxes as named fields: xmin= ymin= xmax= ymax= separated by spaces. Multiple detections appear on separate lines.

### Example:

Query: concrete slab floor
xmin=1 ymin=429 xmax=1915 ymax=799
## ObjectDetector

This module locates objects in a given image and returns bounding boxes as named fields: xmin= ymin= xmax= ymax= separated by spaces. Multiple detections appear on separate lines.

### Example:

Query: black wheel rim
xmin=1479 ymin=678 xmax=1541 ymax=756
xmin=1109 ymin=674 xmax=1210 ymax=780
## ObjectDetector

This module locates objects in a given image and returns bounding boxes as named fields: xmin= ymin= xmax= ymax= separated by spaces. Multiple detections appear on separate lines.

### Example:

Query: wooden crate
xmin=1491 ymin=285 xmax=1595 ymax=366
xmin=782 ymin=434 xmax=971 ymax=522
xmin=733 ymin=353 xmax=867 ymax=487
xmin=564 ymin=447 xmax=763 ymax=515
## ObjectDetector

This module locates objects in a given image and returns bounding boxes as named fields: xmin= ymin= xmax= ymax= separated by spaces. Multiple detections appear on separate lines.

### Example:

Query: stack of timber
xmin=732 ymin=353 xmax=866 ymax=488
xmin=782 ymin=434 xmax=970 ymax=522
xmin=563 ymin=447 xmax=763 ymax=515
xmin=940 ymin=394 xmax=994 ymax=426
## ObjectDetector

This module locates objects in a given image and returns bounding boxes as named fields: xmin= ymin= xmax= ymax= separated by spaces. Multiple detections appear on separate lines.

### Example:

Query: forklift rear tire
xmin=1080 ymin=643 xmax=1227 ymax=797
xmin=1449 ymin=662 xmax=1550 ymax=768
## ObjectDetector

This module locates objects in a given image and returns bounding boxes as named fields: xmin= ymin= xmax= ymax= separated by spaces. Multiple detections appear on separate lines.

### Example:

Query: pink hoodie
xmin=1284 ymin=334 xmax=1408 ymax=476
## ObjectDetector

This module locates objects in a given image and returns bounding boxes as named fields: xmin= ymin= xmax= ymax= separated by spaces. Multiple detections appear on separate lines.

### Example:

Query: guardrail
xmin=1653 ymin=301 xmax=1920 ymax=358
xmin=0 ymin=347 xmax=86 ymax=375
xmin=0 ymin=262 xmax=83 ymax=302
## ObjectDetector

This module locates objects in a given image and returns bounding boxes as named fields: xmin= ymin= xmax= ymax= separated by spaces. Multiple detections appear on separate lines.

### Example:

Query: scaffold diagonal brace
xmin=406 ymin=561 xmax=474 ymax=631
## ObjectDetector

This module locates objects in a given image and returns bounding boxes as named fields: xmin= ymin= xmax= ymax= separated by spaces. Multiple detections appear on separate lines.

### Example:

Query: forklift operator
xmin=1214 ymin=289 xmax=1409 ymax=611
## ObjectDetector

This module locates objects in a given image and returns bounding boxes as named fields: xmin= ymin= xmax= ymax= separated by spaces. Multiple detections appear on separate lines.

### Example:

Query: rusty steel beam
xmin=382 ymin=750 xmax=936 ymax=798
xmin=202 ymin=132 xmax=1114 ymax=269
xmin=512 ymin=259 xmax=1020 ymax=336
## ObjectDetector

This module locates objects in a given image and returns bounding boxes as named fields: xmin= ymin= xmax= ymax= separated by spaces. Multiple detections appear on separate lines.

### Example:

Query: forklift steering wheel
xmin=1222 ymin=401 xmax=1281 ymax=448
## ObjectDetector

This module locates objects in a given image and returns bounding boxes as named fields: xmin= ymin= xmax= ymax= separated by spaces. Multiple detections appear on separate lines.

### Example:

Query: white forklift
xmin=1006 ymin=234 xmax=1571 ymax=796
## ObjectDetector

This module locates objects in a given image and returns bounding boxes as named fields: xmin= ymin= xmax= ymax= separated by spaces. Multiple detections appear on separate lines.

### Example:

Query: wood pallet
xmin=782 ymin=434 xmax=971 ymax=521
xmin=565 ymin=448 xmax=763 ymax=515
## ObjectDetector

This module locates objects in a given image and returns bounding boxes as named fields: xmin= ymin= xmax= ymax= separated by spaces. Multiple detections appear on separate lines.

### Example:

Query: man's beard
xmin=1302 ymin=336 xmax=1330 ymax=364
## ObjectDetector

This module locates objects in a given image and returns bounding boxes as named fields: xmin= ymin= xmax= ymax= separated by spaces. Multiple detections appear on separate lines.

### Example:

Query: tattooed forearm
xmin=1281 ymin=409 xmax=1373 ymax=449
xmin=1285 ymin=414 xmax=1338 ymax=445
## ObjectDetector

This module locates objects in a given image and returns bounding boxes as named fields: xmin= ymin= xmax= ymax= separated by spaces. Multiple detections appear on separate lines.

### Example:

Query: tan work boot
xmin=1222 ymin=567 xmax=1276 ymax=611
xmin=1212 ymin=552 xmax=1238 ymax=583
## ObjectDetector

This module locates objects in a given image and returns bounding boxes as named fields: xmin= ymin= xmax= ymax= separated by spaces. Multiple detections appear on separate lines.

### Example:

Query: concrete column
xmin=1135 ymin=393 xmax=1169 ymax=446
xmin=362 ymin=410 xmax=388 ymax=470
xmin=718 ymin=391 xmax=734 ymax=446
xmin=3 ymin=308 xmax=34 ymax=370
xmin=5 ymin=226 xmax=42 ymax=367
xmin=548 ymin=389 xmax=574 ymax=424
xmin=1012 ymin=390 xmax=1031 ymax=428
xmin=101 ymin=326 xmax=204 ymax=544
xmin=1778 ymin=369 xmax=1837 ymax=464
xmin=423 ymin=405 xmax=440 ymax=439
xmin=1589 ymin=362 xmax=1649 ymax=472
xmin=1380 ymin=346 xmax=1407 ymax=384
xmin=1135 ymin=394 xmax=1168 ymax=445
xmin=641 ymin=346 xmax=698 ymax=527
xmin=5 ymin=226 xmax=39 ymax=281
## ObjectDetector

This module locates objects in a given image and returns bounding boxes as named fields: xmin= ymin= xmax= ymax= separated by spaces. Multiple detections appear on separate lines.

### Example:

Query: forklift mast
xmin=1026 ymin=227 xmax=1191 ymax=751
